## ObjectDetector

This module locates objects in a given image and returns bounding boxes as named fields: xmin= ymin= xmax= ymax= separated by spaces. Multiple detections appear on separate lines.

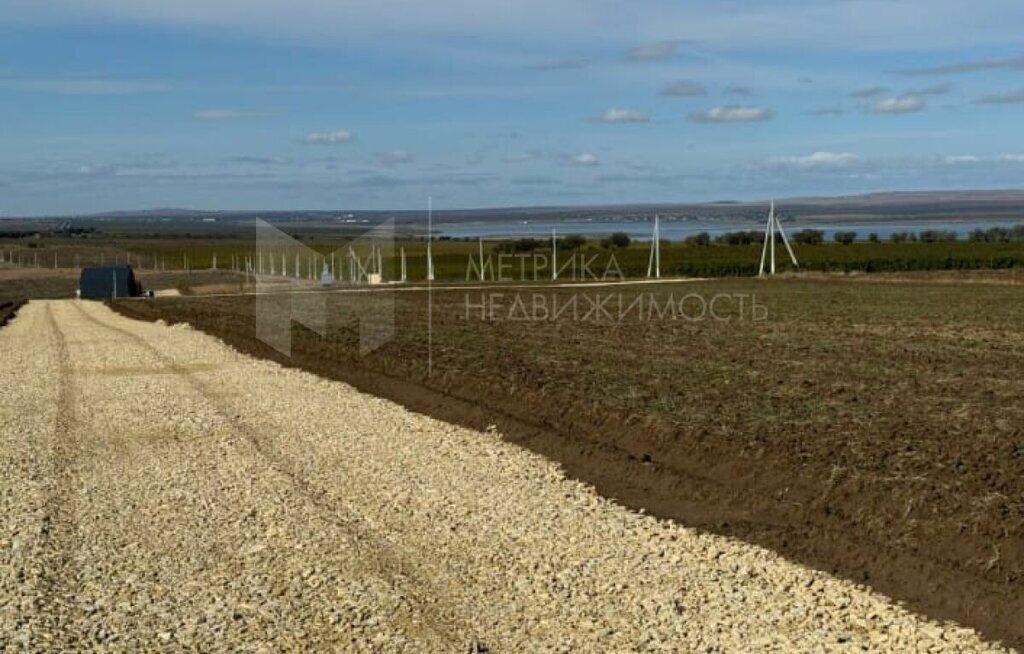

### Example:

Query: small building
xmin=79 ymin=265 xmax=143 ymax=300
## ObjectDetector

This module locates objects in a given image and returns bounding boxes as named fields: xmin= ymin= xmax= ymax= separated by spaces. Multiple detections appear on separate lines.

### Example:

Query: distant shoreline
xmin=4 ymin=189 xmax=1024 ymax=223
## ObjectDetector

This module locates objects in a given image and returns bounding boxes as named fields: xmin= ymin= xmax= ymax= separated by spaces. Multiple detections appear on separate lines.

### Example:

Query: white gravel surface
xmin=0 ymin=300 xmax=1011 ymax=652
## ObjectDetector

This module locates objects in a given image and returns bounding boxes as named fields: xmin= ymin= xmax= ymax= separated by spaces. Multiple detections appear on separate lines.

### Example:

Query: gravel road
xmin=0 ymin=300 xmax=1010 ymax=652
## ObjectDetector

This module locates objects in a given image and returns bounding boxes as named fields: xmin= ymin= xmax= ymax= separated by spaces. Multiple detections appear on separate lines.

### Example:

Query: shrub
xmin=685 ymin=231 xmax=711 ymax=246
xmin=714 ymin=230 xmax=762 ymax=246
xmin=792 ymin=229 xmax=825 ymax=245
xmin=969 ymin=226 xmax=1024 ymax=243
xmin=494 ymin=238 xmax=545 ymax=254
xmin=919 ymin=229 xmax=957 ymax=243
xmin=562 ymin=234 xmax=587 ymax=250
xmin=833 ymin=231 xmax=857 ymax=245
xmin=600 ymin=232 xmax=631 ymax=249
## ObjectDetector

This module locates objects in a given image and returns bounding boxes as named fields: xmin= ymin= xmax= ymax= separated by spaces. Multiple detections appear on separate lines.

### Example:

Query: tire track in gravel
xmin=20 ymin=303 xmax=80 ymax=648
xmin=65 ymin=300 xmax=476 ymax=650
xmin=3 ymin=303 xmax=84 ymax=649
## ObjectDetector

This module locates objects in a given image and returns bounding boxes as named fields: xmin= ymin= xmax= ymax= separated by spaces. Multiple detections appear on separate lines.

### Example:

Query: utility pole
xmin=426 ymin=196 xmax=434 ymax=282
xmin=647 ymin=214 xmax=661 ymax=279
xmin=758 ymin=201 xmax=799 ymax=277
xmin=551 ymin=228 xmax=558 ymax=281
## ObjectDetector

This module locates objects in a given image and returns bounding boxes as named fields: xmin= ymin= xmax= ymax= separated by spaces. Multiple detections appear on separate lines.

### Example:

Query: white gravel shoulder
xmin=0 ymin=300 xmax=1011 ymax=652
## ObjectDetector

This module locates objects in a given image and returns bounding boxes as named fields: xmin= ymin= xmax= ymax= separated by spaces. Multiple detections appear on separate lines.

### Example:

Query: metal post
xmin=654 ymin=214 xmax=660 ymax=279
xmin=776 ymin=209 xmax=799 ymax=268
xmin=758 ymin=202 xmax=773 ymax=277
xmin=551 ymin=228 xmax=557 ymax=281
xmin=426 ymin=197 xmax=434 ymax=282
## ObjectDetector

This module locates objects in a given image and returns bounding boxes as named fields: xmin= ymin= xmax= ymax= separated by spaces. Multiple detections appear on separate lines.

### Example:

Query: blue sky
xmin=2 ymin=0 xmax=1024 ymax=215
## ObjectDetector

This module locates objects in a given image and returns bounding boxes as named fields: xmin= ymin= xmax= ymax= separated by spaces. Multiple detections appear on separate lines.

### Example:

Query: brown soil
xmin=112 ymin=276 xmax=1024 ymax=649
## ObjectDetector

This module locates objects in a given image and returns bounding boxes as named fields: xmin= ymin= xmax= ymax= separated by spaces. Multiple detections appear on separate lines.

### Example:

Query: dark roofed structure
xmin=79 ymin=265 xmax=142 ymax=300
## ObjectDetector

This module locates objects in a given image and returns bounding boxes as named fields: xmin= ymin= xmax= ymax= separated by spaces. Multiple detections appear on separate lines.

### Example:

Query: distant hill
xmin=4 ymin=189 xmax=1024 ymax=225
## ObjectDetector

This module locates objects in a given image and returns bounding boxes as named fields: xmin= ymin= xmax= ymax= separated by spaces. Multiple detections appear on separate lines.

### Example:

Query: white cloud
xmin=304 ymin=130 xmax=353 ymax=145
xmin=975 ymin=90 xmax=1024 ymax=104
xmin=900 ymin=55 xmax=1024 ymax=76
xmin=658 ymin=79 xmax=706 ymax=97
xmin=0 ymin=77 xmax=168 ymax=94
xmin=596 ymin=107 xmax=649 ymax=123
xmin=524 ymin=58 xmax=586 ymax=71
xmin=909 ymin=82 xmax=952 ymax=96
xmin=193 ymin=108 xmax=264 ymax=120
xmin=775 ymin=152 xmax=859 ymax=169
xmin=807 ymin=106 xmax=845 ymax=116
xmin=502 ymin=151 xmax=537 ymax=163
xmin=943 ymin=153 xmax=1024 ymax=165
xmin=625 ymin=40 xmax=686 ymax=62
xmin=942 ymin=155 xmax=980 ymax=165
xmin=850 ymin=86 xmax=888 ymax=98
xmin=872 ymin=95 xmax=925 ymax=114
xmin=566 ymin=153 xmax=598 ymax=166
xmin=688 ymin=105 xmax=772 ymax=123
xmin=375 ymin=150 xmax=414 ymax=166
xmin=75 ymin=164 xmax=117 ymax=176
xmin=229 ymin=156 xmax=291 ymax=165
xmin=723 ymin=84 xmax=752 ymax=96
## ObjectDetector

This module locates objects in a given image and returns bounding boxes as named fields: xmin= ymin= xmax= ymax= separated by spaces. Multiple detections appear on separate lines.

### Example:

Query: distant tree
xmin=984 ymin=227 xmax=1012 ymax=243
xmin=867 ymin=233 xmax=880 ymax=243
xmin=685 ymin=231 xmax=711 ymax=246
xmin=600 ymin=232 xmax=632 ymax=249
xmin=919 ymin=229 xmax=957 ymax=243
xmin=968 ymin=229 xmax=988 ymax=243
xmin=890 ymin=232 xmax=910 ymax=243
xmin=562 ymin=234 xmax=587 ymax=250
xmin=714 ymin=230 xmax=762 ymax=246
xmin=833 ymin=231 xmax=857 ymax=245
xmin=1012 ymin=225 xmax=1024 ymax=242
xmin=495 ymin=238 xmax=544 ymax=254
xmin=792 ymin=229 xmax=825 ymax=245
